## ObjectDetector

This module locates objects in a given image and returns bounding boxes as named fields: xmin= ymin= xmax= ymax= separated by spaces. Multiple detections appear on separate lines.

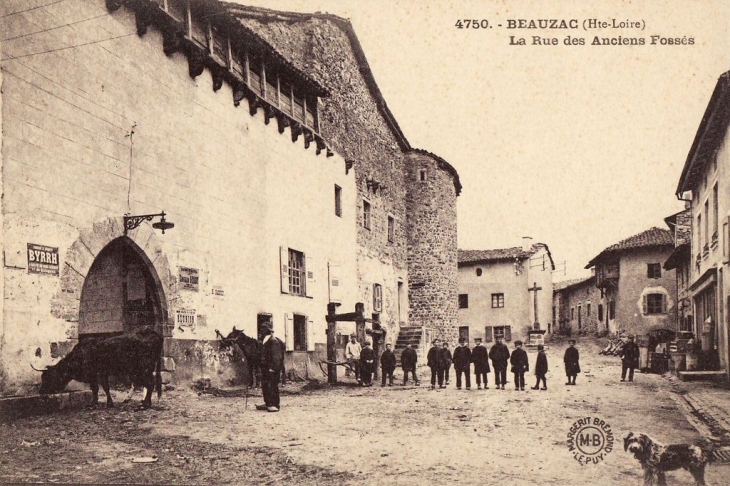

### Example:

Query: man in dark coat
xmin=620 ymin=334 xmax=640 ymax=382
xmin=531 ymin=344 xmax=548 ymax=390
xmin=401 ymin=343 xmax=419 ymax=386
xmin=380 ymin=343 xmax=396 ymax=387
xmin=471 ymin=338 xmax=490 ymax=389
xmin=256 ymin=323 xmax=284 ymax=412
xmin=510 ymin=340 xmax=529 ymax=391
xmin=489 ymin=336 xmax=511 ymax=390
xmin=440 ymin=342 xmax=453 ymax=385
xmin=359 ymin=340 xmax=375 ymax=386
xmin=563 ymin=339 xmax=580 ymax=385
xmin=427 ymin=338 xmax=445 ymax=389
xmin=453 ymin=338 xmax=472 ymax=390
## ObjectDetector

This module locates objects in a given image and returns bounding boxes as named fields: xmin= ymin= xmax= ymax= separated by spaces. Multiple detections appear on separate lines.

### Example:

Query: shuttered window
xmin=373 ymin=284 xmax=383 ymax=312
xmin=643 ymin=293 xmax=667 ymax=315
xmin=280 ymin=247 xmax=307 ymax=297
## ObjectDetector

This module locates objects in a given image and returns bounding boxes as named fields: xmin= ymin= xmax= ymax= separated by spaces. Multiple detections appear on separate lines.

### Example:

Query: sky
xmin=235 ymin=0 xmax=730 ymax=281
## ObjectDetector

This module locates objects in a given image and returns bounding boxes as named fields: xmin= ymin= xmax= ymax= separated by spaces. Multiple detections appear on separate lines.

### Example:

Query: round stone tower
xmin=405 ymin=149 xmax=461 ymax=344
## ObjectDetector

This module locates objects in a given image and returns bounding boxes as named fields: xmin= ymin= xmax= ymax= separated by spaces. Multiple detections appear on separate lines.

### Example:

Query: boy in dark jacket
xmin=531 ymin=344 xmax=548 ymax=390
xmin=441 ymin=342 xmax=453 ymax=385
xmin=427 ymin=338 xmax=445 ymax=389
xmin=359 ymin=340 xmax=375 ymax=386
xmin=453 ymin=338 xmax=472 ymax=390
xmin=380 ymin=343 xmax=396 ymax=387
xmin=619 ymin=334 xmax=640 ymax=382
xmin=510 ymin=340 xmax=529 ymax=391
xmin=471 ymin=338 xmax=490 ymax=389
xmin=563 ymin=339 xmax=580 ymax=385
xmin=489 ymin=337 xmax=511 ymax=390
xmin=401 ymin=343 xmax=420 ymax=386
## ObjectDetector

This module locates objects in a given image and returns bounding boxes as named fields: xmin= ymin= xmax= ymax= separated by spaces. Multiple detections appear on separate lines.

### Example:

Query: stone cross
xmin=528 ymin=282 xmax=542 ymax=330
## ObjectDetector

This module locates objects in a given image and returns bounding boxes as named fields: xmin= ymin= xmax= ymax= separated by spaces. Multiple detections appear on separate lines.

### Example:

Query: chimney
xmin=521 ymin=236 xmax=533 ymax=252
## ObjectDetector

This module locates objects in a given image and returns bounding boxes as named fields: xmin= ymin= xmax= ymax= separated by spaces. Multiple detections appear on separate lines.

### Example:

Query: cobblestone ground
xmin=1 ymin=337 xmax=728 ymax=485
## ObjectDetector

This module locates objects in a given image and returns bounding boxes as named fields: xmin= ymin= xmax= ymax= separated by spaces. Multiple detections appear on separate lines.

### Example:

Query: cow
xmin=218 ymin=327 xmax=286 ymax=387
xmin=34 ymin=328 xmax=163 ymax=409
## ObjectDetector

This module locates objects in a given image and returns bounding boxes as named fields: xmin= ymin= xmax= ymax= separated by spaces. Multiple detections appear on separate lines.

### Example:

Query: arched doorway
xmin=79 ymin=237 xmax=167 ymax=337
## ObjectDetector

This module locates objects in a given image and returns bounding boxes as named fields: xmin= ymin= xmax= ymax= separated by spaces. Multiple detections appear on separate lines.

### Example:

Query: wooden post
xmin=326 ymin=302 xmax=340 ymax=384
xmin=355 ymin=302 xmax=366 ymax=343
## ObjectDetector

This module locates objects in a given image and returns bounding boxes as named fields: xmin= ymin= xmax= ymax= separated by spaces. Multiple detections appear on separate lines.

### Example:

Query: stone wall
xmin=406 ymin=151 xmax=459 ymax=342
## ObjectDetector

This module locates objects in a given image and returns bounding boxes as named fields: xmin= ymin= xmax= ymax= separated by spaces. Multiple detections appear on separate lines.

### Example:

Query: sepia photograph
xmin=1 ymin=0 xmax=730 ymax=484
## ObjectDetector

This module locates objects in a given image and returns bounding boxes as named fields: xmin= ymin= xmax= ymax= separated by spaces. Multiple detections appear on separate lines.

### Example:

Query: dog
xmin=623 ymin=432 xmax=714 ymax=485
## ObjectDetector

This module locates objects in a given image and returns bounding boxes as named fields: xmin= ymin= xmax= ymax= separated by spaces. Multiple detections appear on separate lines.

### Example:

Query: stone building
xmin=585 ymin=227 xmax=677 ymax=336
xmin=675 ymin=70 xmax=730 ymax=376
xmin=457 ymin=239 xmax=554 ymax=345
xmin=663 ymin=209 xmax=693 ymax=333
xmin=553 ymin=277 xmax=603 ymax=335
xmin=0 ymin=0 xmax=460 ymax=394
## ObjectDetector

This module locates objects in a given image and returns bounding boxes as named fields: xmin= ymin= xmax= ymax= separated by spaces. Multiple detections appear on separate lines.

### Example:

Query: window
xmin=704 ymin=200 xmax=710 ymax=249
xmin=598 ymin=304 xmax=604 ymax=322
xmin=373 ymin=283 xmax=382 ymax=312
xmin=476 ymin=268 xmax=483 ymax=277
xmin=571 ymin=307 xmax=574 ymax=320
xmin=608 ymin=300 xmax=615 ymax=320
xmin=644 ymin=293 xmax=666 ymax=315
xmin=334 ymin=185 xmax=342 ymax=217
xmin=363 ymin=200 xmax=371 ymax=230
xmin=587 ymin=303 xmax=591 ymax=317
xmin=485 ymin=325 xmax=512 ymax=342
xmin=419 ymin=169 xmax=427 ymax=181
xmin=459 ymin=294 xmax=469 ymax=309
xmin=713 ymin=183 xmax=719 ymax=244
xmin=578 ymin=305 xmax=582 ymax=329
xmin=288 ymin=249 xmax=306 ymax=296
xmin=387 ymin=216 xmax=395 ymax=242
xmin=491 ymin=293 xmax=504 ymax=308
xmin=293 ymin=314 xmax=307 ymax=351
xmin=647 ymin=263 xmax=661 ymax=279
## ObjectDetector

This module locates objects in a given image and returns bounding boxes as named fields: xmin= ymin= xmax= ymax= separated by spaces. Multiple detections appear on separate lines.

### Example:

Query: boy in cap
xmin=441 ymin=342 xmax=453 ymax=385
xmin=427 ymin=338 xmax=445 ymax=389
xmin=489 ymin=336 xmax=511 ymax=390
xmin=453 ymin=337 xmax=472 ymax=390
xmin=471 ymin=337 xmax=490 ymax=389
xmin=380 ymin=342 xmax=396 ymax=387
xmin=531 ymin=344 xmax=548 ymax=390
xmin=563 ymin=339 xmax=580 ymax=385
xmin=360 ymin=340 xmax=375 ymax=386
xmin=510 ymin=340 xmax=529 ymax=391
xmin=401 ymin=343 xmax=420 ymax=386
xmin=256 ymin=323 xmax=283 ymax=412
xmin=619 ymin=334 xmax=640 ymax=382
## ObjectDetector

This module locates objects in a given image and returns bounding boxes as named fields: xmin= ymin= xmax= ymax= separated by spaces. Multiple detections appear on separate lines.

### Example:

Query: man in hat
xmin=510 ymin=340 xmax=529 ymax=391
xmin=619 ymin=334 xmax=640 ymax=382
xmin=489 ymin=336 xmax=511 ymax=390
xmin=453 ymin=337 xmax=472 ymax=390
xmin=563 ymin=339 xmax=580 ymax=385
xmin=345 ymin=333 xmax=362 ymax=384
xmin=380 ymin=342 xmax=396 ymax=387
xmin=471 ymin=337 xmax=490 ymax=389
xmin=427 ymin=338 xmax=445 ymax=389
xmin=360 ymin=340 xmax=375 ymax=386
xmin=440 ymin=342 xmax=453 ymax=385
xmin=256 ymin=323 xmax=283 ymax=412
xmin=401 ymin=343 xmax=420 ymax=386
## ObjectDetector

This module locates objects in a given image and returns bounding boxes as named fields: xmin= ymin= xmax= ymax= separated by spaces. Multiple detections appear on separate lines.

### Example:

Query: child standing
xmin=510 ymin=340 xmax=529 ymax=391
xmin=531 ymin=344 xmax=548 ymax=390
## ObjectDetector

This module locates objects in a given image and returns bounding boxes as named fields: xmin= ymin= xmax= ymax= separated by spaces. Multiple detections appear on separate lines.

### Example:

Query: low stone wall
xmin=0 ymin=391 xmax=93 ymax=423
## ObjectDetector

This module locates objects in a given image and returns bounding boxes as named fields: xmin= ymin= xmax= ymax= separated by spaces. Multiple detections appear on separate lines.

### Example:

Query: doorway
xmin=78 ymin=237 xmax=166 ymax=337
xmin=459 ymin=326 xmax=470 ymax=343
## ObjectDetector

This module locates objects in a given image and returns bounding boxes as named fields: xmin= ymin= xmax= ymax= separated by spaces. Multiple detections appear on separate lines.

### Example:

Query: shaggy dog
xmin=623 ymin=432 xmax=713 ymax=485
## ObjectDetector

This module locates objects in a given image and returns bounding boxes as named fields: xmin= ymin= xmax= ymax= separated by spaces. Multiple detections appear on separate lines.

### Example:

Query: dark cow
xmin=218 ymin=327 xmax=286 ymax=387
xmin=35 ymin=328 xmax=163 ymax=409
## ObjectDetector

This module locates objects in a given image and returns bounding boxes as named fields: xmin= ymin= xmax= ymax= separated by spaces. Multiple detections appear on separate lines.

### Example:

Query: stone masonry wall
xmin=405 ymin=151 xmax=459 ymax=343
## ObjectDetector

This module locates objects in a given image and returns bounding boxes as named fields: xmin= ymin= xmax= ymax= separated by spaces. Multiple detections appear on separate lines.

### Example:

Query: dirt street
xmin=1 ymin=337 xmax=727 ymax=485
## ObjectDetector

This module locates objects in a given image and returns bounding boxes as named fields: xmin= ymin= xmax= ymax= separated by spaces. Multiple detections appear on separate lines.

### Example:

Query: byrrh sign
xmin=27 ymin=243 xmax=59 ymax=276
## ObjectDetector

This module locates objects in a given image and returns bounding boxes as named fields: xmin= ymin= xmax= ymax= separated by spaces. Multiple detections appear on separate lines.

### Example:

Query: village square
xmin=2 ymin=0 xmax=730 ymax=485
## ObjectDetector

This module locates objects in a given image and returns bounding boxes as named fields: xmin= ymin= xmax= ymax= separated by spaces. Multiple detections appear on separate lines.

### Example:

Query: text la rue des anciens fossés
xmin=454 ymin=19 xmax=694 ymax=46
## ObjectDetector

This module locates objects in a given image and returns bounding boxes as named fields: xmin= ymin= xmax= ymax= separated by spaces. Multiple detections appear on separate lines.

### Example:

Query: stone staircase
xmin=394 ymin=326 xmax=425 ymax=366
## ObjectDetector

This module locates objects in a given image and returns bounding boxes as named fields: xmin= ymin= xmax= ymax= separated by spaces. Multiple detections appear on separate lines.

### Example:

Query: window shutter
xmin=307 ymin=317 xmax=315 ymax=352
xmin=485 ymin=326 xmax=493 ymax=343
xmin=284 ymin=313 xmax=294 ymax=351
xmin=662 ymin=294 xmax=668 ymax=313
xmin=280 ymin=247 xmax=289 ymax=294
xmin=305 ymin=255 xmax=315 ymax=298
xmin=642 ymin=294 xmax=647 ymax=315
xmin=504 ymin=325 xmax=512 ymax=342
xmin=373 ymin=284 xmax=382 ymax=312
xmin=328 ymin=262 xmax=341 ymax=303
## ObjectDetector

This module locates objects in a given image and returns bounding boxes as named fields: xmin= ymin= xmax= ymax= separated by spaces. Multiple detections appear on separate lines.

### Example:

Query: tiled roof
xmin=585 ymin=227 xmax=674 ymax=268
xmin=553 ymin=276 xmax=595 ymax=292
xmin=459 ymin=243 xmax=554 ymax=270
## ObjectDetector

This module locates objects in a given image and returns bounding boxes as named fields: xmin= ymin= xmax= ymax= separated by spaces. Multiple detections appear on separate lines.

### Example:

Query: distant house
xmin=663 ymin=209 xmax=693 ymax=334
xmin=458 ymin=238 xmax=555 ymax=345
xmin=585 ymin=228 xmax=677 ymax=336
xmin=553 ymin=276 xmax=602 ymax=335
